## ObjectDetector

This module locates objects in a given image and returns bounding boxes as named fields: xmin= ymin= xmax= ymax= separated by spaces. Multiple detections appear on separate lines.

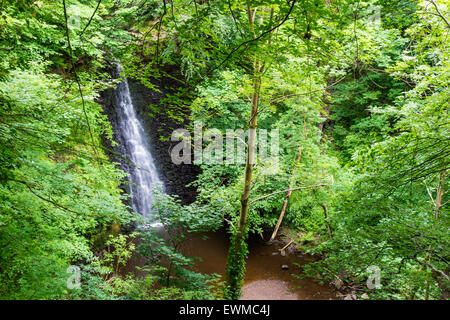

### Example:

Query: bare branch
xmin=250 ymin=176 xmax=334 ymax=204
xmin=62 ymin=0 xmax=98 ymax=158
xmin=213 ymin=0 xmax=297 ymax=71
xmin=80 ymin=0 xmax=102 ymax=37
xmin=416 ymin=259 xmax=450 ymax=281
xmin=423 ymin=179 xmax=435 ymax=204
xmin=427 ymin=0 xmax=450 ymax=28
xmin=270 ymin=76 xmax=346 ymax=103
xmin=9 ymin=179 xmax=87 ymax=216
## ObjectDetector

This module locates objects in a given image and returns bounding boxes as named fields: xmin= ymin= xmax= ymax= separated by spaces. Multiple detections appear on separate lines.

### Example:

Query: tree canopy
xmin=0 ymin=0 xmax=448 ymax=300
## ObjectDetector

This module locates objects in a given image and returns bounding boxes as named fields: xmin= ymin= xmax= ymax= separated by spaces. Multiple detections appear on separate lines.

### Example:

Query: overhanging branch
xmin=249 ymin=175 xmax=334 ymax=204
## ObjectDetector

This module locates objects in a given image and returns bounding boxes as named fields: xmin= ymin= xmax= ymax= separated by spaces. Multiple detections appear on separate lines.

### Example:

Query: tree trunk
xmin=269 ymin=149 xmax=302 ymax=242
xmin=225 ymin=62 xmax=261 ymax=299
xmin=320 ymin=203 xmax=332 ymax=236
xmin=434 ymin=170 xmax=446 ymax=219
xmin=224 ymin=4 xmax=262 ymax=296
xmin=269 ymin=113 xmax=308 ymax=242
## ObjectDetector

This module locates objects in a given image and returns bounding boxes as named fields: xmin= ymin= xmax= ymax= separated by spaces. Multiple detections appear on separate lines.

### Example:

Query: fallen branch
xmin=279 ymin=238 xmax=296 ymax=252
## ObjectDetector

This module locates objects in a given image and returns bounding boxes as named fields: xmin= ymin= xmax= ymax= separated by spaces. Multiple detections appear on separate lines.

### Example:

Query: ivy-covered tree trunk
xmin=224 ymin=5 xmax=263 ymax=297
xmin=225 ymin=57 xmax=262 ymax=299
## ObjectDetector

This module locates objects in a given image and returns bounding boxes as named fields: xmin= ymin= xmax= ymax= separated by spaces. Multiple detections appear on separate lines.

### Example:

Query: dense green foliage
xmin=0 ymin=0 xmax=216 ymax=300
xmin=0 ymin=0 xmax=448 ymax=300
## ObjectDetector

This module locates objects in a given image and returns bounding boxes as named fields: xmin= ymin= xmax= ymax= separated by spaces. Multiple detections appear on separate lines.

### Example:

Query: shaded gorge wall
xmin=100 ymin=66 xmax=200 ymax=206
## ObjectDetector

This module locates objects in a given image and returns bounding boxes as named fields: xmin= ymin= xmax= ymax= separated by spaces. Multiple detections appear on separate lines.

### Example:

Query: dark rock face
xmin=100 ymin=70 xmax=200 ymax=205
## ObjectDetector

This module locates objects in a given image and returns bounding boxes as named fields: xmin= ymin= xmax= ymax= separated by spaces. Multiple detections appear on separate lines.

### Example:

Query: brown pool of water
xmin=180 ymin=230 xmax=337 ymax=300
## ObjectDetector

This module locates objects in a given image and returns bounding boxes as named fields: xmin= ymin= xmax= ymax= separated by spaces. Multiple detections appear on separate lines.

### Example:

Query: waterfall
xmin=113 ymin=65 xmax=164 ymax=222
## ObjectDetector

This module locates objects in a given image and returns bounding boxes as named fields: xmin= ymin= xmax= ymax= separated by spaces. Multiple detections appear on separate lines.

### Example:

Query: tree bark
xmin=224 ymin=4 xmax=263 ymax=299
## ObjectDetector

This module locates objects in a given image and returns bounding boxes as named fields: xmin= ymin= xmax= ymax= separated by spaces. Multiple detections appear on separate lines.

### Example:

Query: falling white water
xmin=113 ymin=65 xmax=164 ymax=222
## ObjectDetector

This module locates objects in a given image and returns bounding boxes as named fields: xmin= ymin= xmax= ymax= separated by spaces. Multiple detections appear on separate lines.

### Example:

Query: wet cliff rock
xmin=100 ymin=68 xmax=199 ymax=205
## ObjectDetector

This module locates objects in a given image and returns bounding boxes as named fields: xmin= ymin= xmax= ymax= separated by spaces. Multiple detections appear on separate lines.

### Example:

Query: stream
xmin=182 ymin=231 xmax=336 ymax=300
